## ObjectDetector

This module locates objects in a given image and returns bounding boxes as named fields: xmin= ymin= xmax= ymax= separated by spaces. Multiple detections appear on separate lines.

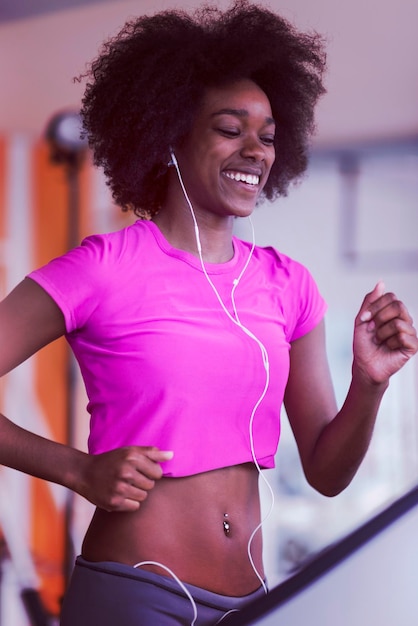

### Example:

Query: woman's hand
xmin=353 ymin=281 xmax=418 ymax=385
xmin=77 ymin=446 xmax=174 ymax=512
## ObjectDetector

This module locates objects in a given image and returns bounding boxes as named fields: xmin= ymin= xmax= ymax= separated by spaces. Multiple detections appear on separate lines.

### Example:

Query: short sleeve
xmin=284 ymin=259 xmax=327 ymax=342
xmin=27 ymin=234 xmax=110 ymax=333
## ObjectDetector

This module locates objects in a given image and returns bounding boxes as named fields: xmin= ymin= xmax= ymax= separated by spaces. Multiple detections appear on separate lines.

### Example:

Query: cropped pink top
xmin=28 ymin=220 xmax=327 ymax=477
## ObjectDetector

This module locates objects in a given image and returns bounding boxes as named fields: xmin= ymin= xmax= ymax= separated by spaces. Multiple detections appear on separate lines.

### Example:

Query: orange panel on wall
xmin=29 ymin=140 xmax=93 ymax=616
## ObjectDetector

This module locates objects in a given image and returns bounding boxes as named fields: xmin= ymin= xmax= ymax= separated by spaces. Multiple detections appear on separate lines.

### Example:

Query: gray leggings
xmin=60 ymin=556 xmax=266 ymax=625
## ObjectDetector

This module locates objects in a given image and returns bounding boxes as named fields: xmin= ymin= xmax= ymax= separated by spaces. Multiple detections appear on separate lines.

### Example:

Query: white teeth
xmin=225 ymin=171 xmax=259 ymax=185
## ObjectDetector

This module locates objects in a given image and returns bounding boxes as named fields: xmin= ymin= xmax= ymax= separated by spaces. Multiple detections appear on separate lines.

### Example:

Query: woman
xmin=1 ymin=2 xmax=417 ymax=625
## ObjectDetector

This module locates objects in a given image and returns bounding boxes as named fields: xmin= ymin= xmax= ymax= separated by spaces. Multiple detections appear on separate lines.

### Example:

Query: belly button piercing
xmin=223 ymin=513 xmax=231 ymax=536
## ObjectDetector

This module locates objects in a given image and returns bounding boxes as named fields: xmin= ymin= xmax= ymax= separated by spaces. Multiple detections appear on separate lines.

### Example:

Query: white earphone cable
xmin=134 ymin=560 xmax=198 ymax=626
xmin=141 ymin=152 xmax=275 ymax=624
xmin=172 ymin=152 xmax=274 ymax=594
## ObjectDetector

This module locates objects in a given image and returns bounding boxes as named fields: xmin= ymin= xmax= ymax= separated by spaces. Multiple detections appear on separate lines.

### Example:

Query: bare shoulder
xmin=0 ymin=277 xmax=66 ymax=375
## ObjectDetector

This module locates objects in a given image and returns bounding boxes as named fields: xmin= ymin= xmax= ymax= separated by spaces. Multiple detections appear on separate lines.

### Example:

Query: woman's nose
xmin=240 ymin=136 xmax=266 ymax=161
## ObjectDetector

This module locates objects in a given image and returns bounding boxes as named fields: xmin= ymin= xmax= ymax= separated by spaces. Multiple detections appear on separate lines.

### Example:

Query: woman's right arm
xmin=0 ymin=278 xmax=172 ymax=511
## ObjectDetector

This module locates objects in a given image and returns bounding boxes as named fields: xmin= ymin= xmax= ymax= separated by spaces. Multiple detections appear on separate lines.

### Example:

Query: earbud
xmin=168 ymin=149 xmax=178 ymax=168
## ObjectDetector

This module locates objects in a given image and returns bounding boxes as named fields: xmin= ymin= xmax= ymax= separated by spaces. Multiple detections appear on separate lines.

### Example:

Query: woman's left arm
xmin=284 ymin=282 xmax=418 ymax=497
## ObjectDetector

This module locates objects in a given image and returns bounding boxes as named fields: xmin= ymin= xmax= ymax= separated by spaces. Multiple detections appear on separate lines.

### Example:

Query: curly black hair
xmin=80 ymin=0 xmax=326 ymax=218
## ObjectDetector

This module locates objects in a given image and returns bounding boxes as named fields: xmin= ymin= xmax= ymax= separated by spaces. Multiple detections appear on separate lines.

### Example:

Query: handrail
xmin=224 ymin=483 xmax=418 ymax=625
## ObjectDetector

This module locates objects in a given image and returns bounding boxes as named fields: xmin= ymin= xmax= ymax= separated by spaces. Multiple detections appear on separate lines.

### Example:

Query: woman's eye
xmin=217 ymin=128 xmax=275 ymax=145
xmin=218 ymin=128 xmax=240 ymax=138
xmin=261 ymin=135 xmax=275 ymax=146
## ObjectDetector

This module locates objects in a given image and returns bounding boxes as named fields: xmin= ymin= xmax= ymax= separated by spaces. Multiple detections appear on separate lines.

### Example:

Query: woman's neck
xmin=152 ymin=209 xmax=235 ymax=264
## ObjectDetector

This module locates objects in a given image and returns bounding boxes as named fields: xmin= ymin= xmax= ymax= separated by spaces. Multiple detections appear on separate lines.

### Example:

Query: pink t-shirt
xmin=28 ymin=220 xmax=327 ymax=477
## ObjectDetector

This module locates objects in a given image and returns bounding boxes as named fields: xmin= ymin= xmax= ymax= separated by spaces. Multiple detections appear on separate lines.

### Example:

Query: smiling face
xmin=169 ymin=79 xmax=276 ymax=221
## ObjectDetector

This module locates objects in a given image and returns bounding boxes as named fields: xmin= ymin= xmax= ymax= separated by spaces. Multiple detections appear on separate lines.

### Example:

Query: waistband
xmin=75 ymin=556 xmax=267 ymax=610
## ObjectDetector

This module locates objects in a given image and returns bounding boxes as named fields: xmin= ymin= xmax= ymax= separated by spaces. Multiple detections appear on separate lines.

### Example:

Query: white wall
xmin=253 ymin=500 xmax=418 ymax=626
xmin=1 ymin=0 xmax=418 ymax=143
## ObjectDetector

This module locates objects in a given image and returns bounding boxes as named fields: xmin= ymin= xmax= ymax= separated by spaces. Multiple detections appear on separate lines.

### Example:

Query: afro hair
xmin=80 ymin=0 xmax=326 ymax=217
